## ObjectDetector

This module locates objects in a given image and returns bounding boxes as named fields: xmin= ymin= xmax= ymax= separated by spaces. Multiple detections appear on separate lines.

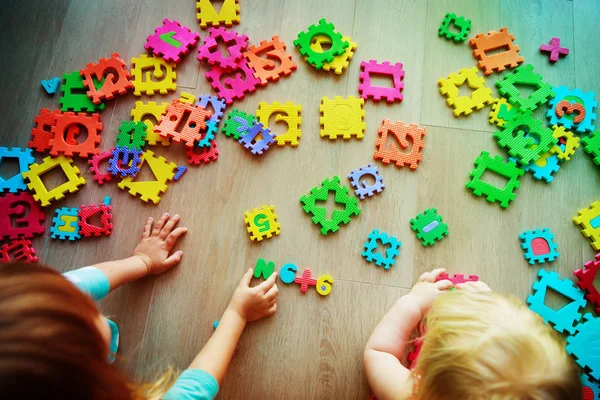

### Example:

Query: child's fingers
xmin=455 ymin=283 xmax=475 ymax=292
xmin=159 ymin=214 xmax=180 ymax=239
xmin=142 ymin=217 xmax=153 ymax=238
xmin=162 ymin=250 xmax=183 ymax=269
xmin=424 ymin=268 xmax=446 ymax=283
xmin=257 ymin=272 xmax=278 ymax=292
xmin=417 ymin=272 xmax=429 ymax=283
xmin=165 ymin=227 xmax=188 ymax=247
xmin=240 ymin=268 xmax=253 ymax=287
xmin=266 ymin=303 xmax=278 ymax=316
xmin=264 ymin=284 xmax=278 ymax=301
xmin=434 ymin=280 xmax=454 ymax=291
xmin=152 ymin=213 xmax=170 ymax=236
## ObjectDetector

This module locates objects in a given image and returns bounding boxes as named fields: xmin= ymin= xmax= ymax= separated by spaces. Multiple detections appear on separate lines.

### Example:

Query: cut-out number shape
xmin=253 ymin=213 xmax=270 ymax=232
xmin=160 ymin=31 xmax=182 ymax=48
xmin=556 ymin=100 xmax=586 ymax=123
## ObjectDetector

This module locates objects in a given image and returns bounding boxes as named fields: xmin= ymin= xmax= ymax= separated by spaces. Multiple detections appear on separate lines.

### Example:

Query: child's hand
xmin=408 ymin=268 xmax=454 ymax=316
xmin=456 ymin=280 xmax=492 ymax=292
xmin=228 ymin=269 xmax=278 ymax=322
xmin=133 ymin=213 xmax=188 ymax=276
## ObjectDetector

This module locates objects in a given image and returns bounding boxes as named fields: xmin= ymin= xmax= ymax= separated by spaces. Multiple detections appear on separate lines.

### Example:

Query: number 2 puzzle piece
xmin=362 ymin=229 xmax=401 ymax=270
xmin=80 ymin=53 xmax=133 ymax=104
xmin=186 ymin=140 xmax=219 ymax=165
xmin=116 ymin=120 xmax=147 ymax=150
xmin=60 ymin=71 xmax=105 ymax=113
xmin=374 ymin=120 xmax=426 ymax=170
xmin=488 ymin=98 xmax=518 ymax=127
xmin=245 ymin=35 xmax=297 ymax=85
xmin=348 ymin=163 xmax=385 ymax=200
xmin=308 ymin=35 xmax=357 ymax=75
xmin=196 ymin=0 xmax=240 ymax=29
xmin=238 ymin=122 xmax=276 ymax=155
xmin=131 ymin=54 xmax=177 ymax=96
xmin=469 ymin=27 xmax=524 ymax=75
xmin=359 ymin=60 xmax=404 ymax=103
xmin=410 ymin=208 xmax=448 ymax=247
xmin=88 ymin=148 xmax=115 ymax=185
xmin=546 ymin=86 xmax=597 ymax=134
xmin=222 ymin=109 xmax=256 ymax=139
xmin=294 ymin=19 xmax=348 ymax=70
xmin=0 ymin=238 xmax=38 ymax=263
xmin=145 ymin=19 xmax=200 ymax=64
xmin=197 ymin=27 xmax=248 ymax=69
xmin=574 ymin=253 xmax=600 ymax=314
xmin=582 ymin=130 xmax=600 ymax=167
xmin=438 ymin=12 xmax=471 ymax=43
xmin=256 ymin=101 xmax=302 ymax=146
xmin=496 ymin=64 xmax=555 ymax=112
xmin=78 ymin=203 xmax=112 ymax=237
xmin=50 ymin=207 xmax=80 ymax=241
xmin=0 ymin=192 xmax=46 ymax=239
xmin=131 ymin=101 xmax=170 ymax=146
xmin=0 ymin=147 xmax=35 ymax=193
xmin=438 ymin=66 xmax=494 ymax=117
xmin=49 ymin=112 xmax=102 ymax=158
xmin=319 ymin=96 xmax=365 ymax=140
xmin=154 ymin=99 xmax=212 ymax=147
xmin=205 ymin=59 xmax=260 ymax=105
xmin=243 ymin=205 xmax=280 ymax=242
xmin=519 ymin=228 xmax=560 ymax=264
xmin=567 ymin=314 xmax=600 ymax=381
xmin=573 ymin=201 xmax=600 ymax=251
xmin=117 ymin=150 xmax=176 ymax=205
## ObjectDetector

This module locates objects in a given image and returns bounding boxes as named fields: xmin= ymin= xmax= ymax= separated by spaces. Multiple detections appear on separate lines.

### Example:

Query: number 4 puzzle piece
xmin=118 ymin=150 xmax=176 ymax=205
xmin=374 ymin=120 xmax=426 ymax=170
xmin=244 ymin=205 xmax=280 ymax=241
xmin=196 ymin=0 xmax=240 ymax=29
xmin=131 ymin=54 xmax=177 ymax=96
xmin=80 ymin=53 xmax=134 ymax=104
xmin=438 ymin=66 xmax=494 ymax=117
xmin=573 ymin=201 xmax=600 ymax=251
xmin=256 ymin=101 xmax=302 ymax=146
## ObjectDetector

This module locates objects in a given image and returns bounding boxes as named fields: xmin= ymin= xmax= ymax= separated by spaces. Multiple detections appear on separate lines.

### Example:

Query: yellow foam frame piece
xmin=307 ymin=35 xmax=357 ymax=75
xmin=131 ymin=54 xmax=177 ymax=96
xmin=196 ymin=0 xmax=240 ymax=28
xmin=573 ymin=201 xmax=600 ymax=250
xmin=319 ymin=96 xmax=365 ymax=140
xmin=131 ymin=101 xmax=170 ymax=146
xmin=180 ymin=92 xmax=196 ymax=104
xmin=243 ymin=205 xmax=280 ymax=242
xmin=549 ymin=125 xmax=580 ymax=162
xmin=118 ymin=150 xmax=176 ymax=205
xmin=256 ymin=101 xmax=302 ymax=146
xmin=22 ymin=155 xmax=86 ymax=207
xmin=438 ymin=66 xmax=494 ymax=117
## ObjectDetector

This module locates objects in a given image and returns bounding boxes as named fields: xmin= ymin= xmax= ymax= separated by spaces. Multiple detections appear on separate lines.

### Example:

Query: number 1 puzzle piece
xmin=469 ymin=27 xmax=524 ymax=75
xmin=196 ymin=0 xmax=240 ymax=29
xmin=118 ymin=150 xmax=177 ymax=205
xmin=49 ymin=112 xmax=102 ymax=158
xmin=205 ymin=59 xmax=260 ymax=105
xmin=245 ymin=36 xmax=297 ymax=85
xmin=0 ymin=192 xmax=46 ymax=239
xmin=145 ymin=19 xmax=200 ymax=64
xmin=308 ymin=35 xmax=357 ymax=75
xmin=359 ymin=60 xmax=404 ymax=103
xmin=78 ymin=202 xmax=112 ymax=237
xmin=496 ymin=64 xmax=555 ymax=112
xmin=244 ymin=205 xmax=280 ymax=241
xmin=116 ymin=120 xmax=147 ymax=150
xmin=256 ymin=101 xmax=302 ymax=146
xmin=438 ymin=66 xmax=494 ymax=117
xmin=0 ymin=147 xmax=35 ymax=193
xmin=131 ymin=101 xmax=170 ymax=146
xmin=374 ymin=120 xmax=426 ymax=170
xmin=319 ymin=96 xmax=365 ymax=140
xmin=131 ymin=54 xmax=177 ymax=96
xmin=0 ymin=238 xmax=38 ymax=263
xmin=80 ymin=53 xmax=133 ymax=104
xmin=60 ymin=71 xmax=105 ymax=113
xmin=50 ymin=207 xmax=80 ymax=241
xmin=573 ymin=201 xmax=600 ymax=251
xmin=154 ymin=99 xmax=212 ymax=147
xmin=197 ymin=27 xmax=248 ymax=69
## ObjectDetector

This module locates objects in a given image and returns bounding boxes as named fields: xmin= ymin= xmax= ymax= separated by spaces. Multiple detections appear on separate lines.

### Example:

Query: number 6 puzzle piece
xmin=118 ymin=150 xmax=177 ymax=205
xmin=145 ymin=19 xmax=200 ymax=64
xmin=243 ymin=205 xmax=280 ymax=241
xmin=256 ymin=101 xmax=302 ymax=146
xmin=438 ymin=67 xmax=494 ymax=117
xmin=154 ymin=99 xmax=212 ymax=147
xmin=374 ymin=120 xmax=426 ymax=170
xmin=244 ymin=35 xmax=297 ymax=85
xmin=131 ymin=54 xmax=177 ymax=96
xmin=80 ymin=53 xmax=134 ymax=104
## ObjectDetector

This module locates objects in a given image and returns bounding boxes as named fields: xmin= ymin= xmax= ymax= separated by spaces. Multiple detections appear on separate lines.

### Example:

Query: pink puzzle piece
xmin=435 ymin=273 xmax=479 ymax=285
xmin=145 ymin=18 xmax=200 ymax=64
xmin=205 ymin=58 xmax=260 ymax=105
xmin=197 ymin=27 xmax=249 ymax=70
xmin=539 ymin=37 xmax=569 ymax=63
xmin=358 ymin=60 xmax=405 ymax=103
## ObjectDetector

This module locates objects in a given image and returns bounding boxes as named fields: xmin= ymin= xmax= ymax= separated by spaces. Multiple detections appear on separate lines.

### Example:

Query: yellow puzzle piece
xmin=438 ymin=66 xmax=494 ymax=117
xmin=22 ymin=155 xmax=86 ymax=207
xmin=131 ymin=101 xmax=170 ymax=146
xmin=118 ymin=150 xmax=176 ymax=205
xmin=308 ymin=35 xmax=357 ymax=75
xmin=179 ymin=92 xmax=196 ymax=104
xmin=58 ymin=215 xmax=79 ymax=233
xmin=243 ymin=205 xmax=280 ymax=241
xmin=488 ymin=98 xmax=516 ymax=127
xmin=196 ymin=0 xmax=240 ymax=28
xmin=573 ymin=201 xmax=600 ymax=250
xmin=319 ymin=96 xmax=366 ymax=140
xmin=550 ymin=125 xmax=580 ymax=161
xmin=256 ymin=101 xmax=302 ymax=146
xmin=131 ymin=54 xmax=177 ymax=96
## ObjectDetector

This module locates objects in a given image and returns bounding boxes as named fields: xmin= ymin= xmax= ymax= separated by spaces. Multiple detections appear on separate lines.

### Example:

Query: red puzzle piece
xmin=29 ymin=108 xmax=62 ymax=153
xmin=78 ymin=203 xmax=112 ymax=237
xmin=294 ymin=268 xmax=317 ymax=293
xmin=0 ymin=193 xmax=46 ymax=239
xmin=574 ymin=253 xmax=600 ymax=313
xmin=88 ymin=148 xmax=115 ymax=185
xmin=374 ymin=120 xmax=426 ymax=170
xmin=407 ymin=338 xmax=423 ymax=370
xmin=435 ymin=273 xmax=479 ymax=285
xmin=155 ymin=99 xmax=212 ymax=147
xmin=0 ymin=238 xmax=38 ymax=263
xmin=186 ymin=140 xmax=219 ymax=165
xmin=49 ymin=112 xmax=102 ymax=158
xmin=244 ymin=35 xmax=297 ymax=86
xmin=80 ymin=53 xmax=133 ymax=104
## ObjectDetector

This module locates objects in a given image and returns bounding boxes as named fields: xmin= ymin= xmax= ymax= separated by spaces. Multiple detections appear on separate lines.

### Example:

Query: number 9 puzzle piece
xmin=243 ymin=205 xmax=280 ymax=241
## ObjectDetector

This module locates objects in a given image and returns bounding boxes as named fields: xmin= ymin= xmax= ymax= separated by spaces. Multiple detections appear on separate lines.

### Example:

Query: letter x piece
xmin=294 ymin=268 xmax=317 ymax=293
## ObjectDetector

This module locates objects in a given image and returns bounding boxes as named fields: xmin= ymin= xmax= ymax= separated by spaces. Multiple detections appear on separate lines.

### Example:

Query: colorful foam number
xmin=130 ymin=101 xmax=170 ymax=146
xmin=254 ymin=258 xmax=275 ymax=279
xmin=374 ymin=120 xmax=426 ymax=170
xmin=79 ymin=202 xmax=112 ymax=237
xmin=546 ymin=86 xmax=597 ymax=134
xmin=186 ymin=140 xmax=219 ymax=165
xmin=131 ymin=54 xmax=177 ymax=96
xmin=60 ymin=71 xmax=105 ymax=113
xmin=116 ymin=120 xmax=147 ymax=150
xmin=245 ymin=35 xmax=297 ymax=85
xmin=410 ymin=208 xmax=448 ymax=247
xmin=238 ymin=122 xmax=276 ymax=155
xmin=243 ymin=205 xmax=280 ymax=242
xmin=145 ymin=19 xmax=200 ymax=64
xmin=0 ymin=238 xmax=38 ymax=263
xmin=573 ymin=201 xmax=600 ymax=251
xmin=582 ymin=130 xmax=600 ymax=166
xmin=197 ymin=27 xmax=248 ymax=69
xmin=205 ymin=59 xmax=260 ymax=105
xmin=359 ymin=60 xmax=404 ymax=103
xmin=348 ymin=164 xmax=385 ymax=200
xmin=438 ymin=12 xmax=471 ymax=43
xmin=469 ymin=27 xmax=524 ymax=75
xmin=438 ymin=66 xmax=494 ymax=117
xmin=29 ymin=108 xmax=62 ymax=153
xmin=465 ymin=151 xmax=524 ymax=209
xmin=519 ymin=229 xmax=559 ymax=264
xmin=154 ymin=99 xmax=211 ymax=147
xmin=567 ymin=314 xmax=600 ymax=381
xmin=307 ymin=35 xmax=356 ymax=75
xmin=118 ymin=150 xmax=176 ymax=205
xmin=549 ymin=125 xmax=579 ymax=161
xmin=574 ymin=253 xmax=600 ymax=314
xmin=0 ymin=192 xmax=46 ymax=240
xmin=316 ymin=275 xmax=333 ymax=296
xmin=362 ymin=229 xmax=402 ymax=270
xmin=293 ymin=18 xmax=349 ymax=70
xmin=0 ymin=147 xmax=35 ymax=193
xmin=319 ymin=96 xmax=365 ymax=140
xmin=179 ymin=92 xmax=196 ymax=104
xmin=539 ymin=37 xmax=569 ymax=63
xmin=50 ymin=207 xmax=80 ymax=241
xmin=196 ymin=95 xmax=226 ymax=125
xmin=488 ymin=98 xmax=518 ymax=127
xmin=222 ymin=109 xmax=256 ymax=140
xmin=22 ymin=155 xmax=86 ymax=207
xmin=173 ymin=166 xmax=188 ymax=181
xmin=80 ymin=53 xmax=133 ymax=104
xmin=107 ymin=147 xmax=142 ymax=178
xmin=496 ymin=64 xmax=555 ymax=112
xmin=88 ymin=148 xmax=114 ymax=185
xmin=49 ymin=112 xmax=103 ymax=158
xmin=196 ymin=0 xmax=240 ymax=28
xmin=279 ymin=263 xmax=298 ymax=284
xmin=256 ymin=101 xmax=302 ymax=146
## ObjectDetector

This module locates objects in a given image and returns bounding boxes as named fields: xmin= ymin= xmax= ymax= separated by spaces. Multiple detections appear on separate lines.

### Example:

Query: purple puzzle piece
xmin=238 ymin=122 xmax=276 ymax=155
xmin=145 ymin=18 xmax=200 ymax=64
xmin=540 ymin=37 xmax=569 ymax=63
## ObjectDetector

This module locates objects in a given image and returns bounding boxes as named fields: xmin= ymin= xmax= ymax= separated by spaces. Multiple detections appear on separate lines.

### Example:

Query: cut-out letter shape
xmin=154 ymin=99 xmax=211 ymax=147
xmin=438 ymin=12 xmax=471 ymax=43
xmin=254 ymin=258 xmax=275 ymax=279
xmin=0 ymin=238 xmax=38 ymax=263
xmin=196 ymin=0 xmax=240 ymax=29
xmin=238 ymin=122 xmax=276 ymax=155
xmin=118 ymin=150 xmax=176 ymax=205
xmin=244 ymin=205 xmax=280 ymax=242
xmin=256 ymin=101 xmax=302 ymax=146
xmin=0 ymin=147 xmax=35 ymax=193
xmin=293 ymin=18 xmax=349 ymax=70
xmin=488 ymin=98 xmax=517 ymax=127
xmin=205 ymin=59 xmax=260 ymax=105
xmin=197 ymin=27 xmax=248 ymax=69
xmin=186 ymin=140 xmax=219 ymax=165
xmin=131 ymin=101 xmax=170 ymax=146
xmin=49 ymin=112 xmax=102 ymax=158
xmin=519 ymin=229 xmax=560 ymax=264
xmin=547 ymin=86 xmax=597 ymax=134
xmin=115 ymin=120 xmax=147 ymax=150
xmin=438 ymin=66 xmax=494 ymax=117
xmin=469 ymin=27 xmax=524 ymax=75
xmin=60 ymin=71 xmax=105 ymax=113
xmin=145 ymin=19 xmax=200 ymax=64
xmin=245 ymin=35 xmax=297 ymax=85
xmin=50 ymin=207 xmax=80 ymax=241
xmin=308 ymin=34 xmax=357 ymax=75
xmin=539 ymin=37 xmax=569 ymax=63
xmin=348 ymin=163 xmax=385 ymax=200
xmin=80 ymin=53 xmax=133 ymax=104
xmin=319 ymin=96 xmax=365 ymax=140
xmin=0 ymin=192 xmax=46 ymax=240
xmin=131 ymin=54 xmax=177 ymax=96
xmin=79 ymin=202 xmax=112 ymax=237
xmin=362 ymin=229 xmax=401 ymax=270
xmin=496 ymin=64 xmax=555 ymax=112
xmin=574 ymin=201 xmax=600 ymax=251
xmin=374 ymin=119 xmax=426 ymax=170
xmin=410 ymin=208 xmax=449 ymax=247
xmin=359 ymin=60 xmax=404 ymax=103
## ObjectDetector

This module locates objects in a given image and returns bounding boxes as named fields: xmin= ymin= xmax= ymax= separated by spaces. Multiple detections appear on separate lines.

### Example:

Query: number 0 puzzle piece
xmin=469 ymin=27 xmax=524 ymax=75
xmin=319 ymin=96 xmax=365 ymax=140
xmin=519 ymin=228 xmax=560 ymax=264
xmin=0 ymin=192 xmax=46 ymax=240
xmin=308 ymin=35 xmax=357 ymax=75
xmin=573 ymin=201 xmax=600 ymax=251
xmin=145 ymin=19 xmax=200 ymax=64
xmin=244 ymin=205 xmax=280 ymax=241
xmin=80 ymin=53 xmax=133 ymax=104
xmin=131 ymin=54 xmax=177 ymax=96
xmin=0 ymin=238 xmax=38 ymax=263
xmin=205 ymin=59 xmax=260 ymax=105
xmin=118 ymin=150 xmax=176 ymax=205
xmin=131 ymin=101 xmax=170 ymax=146
xmin=0 ymin=147 xmax=35 ymax=193
xmin=245 ymin=36 xmax=297 ymax=85
xmin=196 ymin=0 xmax=240 ymax=29
xmin=546 ymin=86 xmax=597 ymax=134
xmin=49 ymin=112 xmax=102 ymax=158
xmin=197 ymin=27 xmax=248 ymax=69
xmin=496 ymin=64 xmax=555 ymax=112
xmin=359 ymin=60 xmax=404 ymax=103
xmin=438 ymin=67 xmax=494 ymax=117
xmin=256 ymin=101 xmax=302 ymax=146
xmin=154 ymin=99 xmax=212 ymax=147
xmin=374 ymin=120 xmax=426 ymax=170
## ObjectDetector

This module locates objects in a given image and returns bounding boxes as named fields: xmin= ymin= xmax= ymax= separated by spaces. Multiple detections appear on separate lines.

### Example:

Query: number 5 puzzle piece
xmin=118 ymin=150 xmax=177 ymax=205
xmin=154 ymin=99 xmax=212 ymax=147
xmin=81 ymin=53 xmax=133 ymax=104
xmin=0 ymin=193 xmax=46 ymax=240
xmin=438 ymin=66 xmax=494 ymax=117
xmin=244 ymin=36 xmax=297 ymax=85
xmin=244 ymin=205 xmax=280 ymax=241
xmin=49 ymin=112 xmax=102 ymax=158
xmin=374 ymin=120 xmax=426 ymax=170
xmin=256 ymin=101 xmax=302 ymax=146
xmin=131 ymin=54 xmax=177 ymax=96
xmin=196 ymin=0 xmax=240 ymax=29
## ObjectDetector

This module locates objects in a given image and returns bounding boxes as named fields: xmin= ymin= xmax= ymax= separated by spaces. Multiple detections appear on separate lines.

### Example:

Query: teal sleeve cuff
xmin=164 ymin=369 xmax=219 ymax=400
xmin=63 ymin=267 xmax=110 ymax=301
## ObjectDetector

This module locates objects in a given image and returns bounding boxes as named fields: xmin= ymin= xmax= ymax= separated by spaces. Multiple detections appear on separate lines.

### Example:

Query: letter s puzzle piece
xmin=438 ymin=67 xmax=494 ymax=117
xmin=50 ymin=207 xmax=80 ymax=241
xmin=0 ymin=192 xmax=46 ymax=239
xmin=154 ymin=99 xmax=211 ymax=147
xmin=131 ymin=101 xmax=170 ymax=146
xmin=319 ymin=96 xmax=365 ymax=140
xmin=469 ymin=27 xmax=524 ymax=75
xmin=0 ymin=147 xmax=35 ymax=193
xmin=573 ymin=201 xmax=600 ymax=251
xmin=131 ymin=54 xmax=177 ymax=96
xmin=78 ymin=202 xmax=112 ymax=237
xmin=145 ymin=19 xmax=200 ymax=64
xmin=0 ymin=238 xmax=38 ymax=263
xmin=245 ymin=35 xmax=297 ymax=85
xmin=256 ymin=101 xmax=302 ymax=146
xmin=49 ymin=112 xmax=102 ymax=158
xmin=118 ymin=150 xmax=176 ymax=205
xmin=80 ymin=53 xmax=133 ymax=104
xmin=374 ymin=120 xmax=426 ymax=170
xmin=244 ymin=205 xmax=280 ymax=242
xmin=196 ymin=0 xmax=240 ymax=29
xmin=205 ymin=59 xmax=260 ymax=105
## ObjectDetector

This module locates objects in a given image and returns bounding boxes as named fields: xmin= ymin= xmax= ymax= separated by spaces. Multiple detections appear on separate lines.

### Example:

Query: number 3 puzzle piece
xmin=243 ymin=205 xmax=280 ymax=241
xmin=131 ymin=54 xmax=177 ymax=96
xmin=374 ymin=120 xmax=426 ymax=170
xmin=154 ymin=99 xmax=212 ymax=147
xmin=118 ymin=150 xmax=176 ymax=205
xmin=80 ymin=53 xmax=134 ymax=104
xmin=319 ymin=96 xmax=365 ymax=140
xmin=244 ymin=35 xmax=297 ymax=85
xmin=256 ymin=101 xmax=302 ymax=146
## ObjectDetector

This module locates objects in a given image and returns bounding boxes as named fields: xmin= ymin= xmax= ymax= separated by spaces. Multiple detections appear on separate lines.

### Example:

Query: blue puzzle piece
xmin=0 ymin=147 xmax=35 ymax=193
xmin=103 ymin=196 xmax=111 ymax=206
xmin=362 ymin=229 xmax=402 ymax=270
xmin=196 ymin=95 xmax=226 ymax=125
xmin=547 ymin=86 xmax=597 ymax=134
xmin=519 ymin=228 xmax=560 ymax=264
xmin=238 ymin=122 xmax=276 ymax=155
xmin=348 ymin=164 xmax=385 ymax=200
xmin=50 ymin=207 xmax=81 ymax=241
xmin=41 ymin=77 xmax=60 ymax=95
xmin=567 ymin=314 xmax=600 ymax=381
xmin=107 ymin=146 xmax=142 ymax=178
xmin=197 ymin=122 xmax=217 ymax=148
xmin=173 ymin=166 xmax=187 ymax=181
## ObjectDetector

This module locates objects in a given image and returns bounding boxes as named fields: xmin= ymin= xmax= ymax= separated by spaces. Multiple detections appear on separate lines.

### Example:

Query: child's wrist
xmin=131 ymin=254 xmax=152 ymax=276
xmin=226 ymin=304 xmax=248 ymax=323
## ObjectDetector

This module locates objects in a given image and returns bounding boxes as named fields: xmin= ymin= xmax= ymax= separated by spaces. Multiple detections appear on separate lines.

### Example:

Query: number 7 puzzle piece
xmin=145 ymin=19 xmax=200 ymax=64
xmin=118 ymin=150 xmax=177 ymax=205
xmin=80 ymin=53 xmax=133 ymax=104
xmin=374 ymin=120 xmax=426 ymax=170
xmin=438 ymin=66 xmax=494 ymax=117
xmin=131 ymin=54 xmax=177 ymax=96
xmin=244 ymin=205 xmax=280 ymax=241
xmin=196 ymin=0 xmax=240 ymax=29
xmin=154 ymin=99 xmax=212 ymax=147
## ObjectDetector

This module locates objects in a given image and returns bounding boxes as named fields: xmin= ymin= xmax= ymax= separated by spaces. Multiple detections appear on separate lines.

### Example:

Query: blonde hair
xmin=412 ymin=290 xmax=581 ymax=400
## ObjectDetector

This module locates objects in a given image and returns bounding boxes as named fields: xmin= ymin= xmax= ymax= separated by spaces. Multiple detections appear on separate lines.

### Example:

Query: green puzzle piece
xmin=582 ymin=130 xmax=600 ymax=166
xmin=438 ymin=12 xmax=471 ymax=43
xmin=222 ymin=108 xmax=257 ymax=140
xmin=116 ymin=120 xmax=147 ymax=150
xmin=496 ymin=64 xmax=555 ymax=112
xmin=60 ymin=71 xmax=105 ymax=113
xmin=293 ymin=18 xmax=349 ymax=70
xmin=410 ymin=208 xmax=449 ymax=247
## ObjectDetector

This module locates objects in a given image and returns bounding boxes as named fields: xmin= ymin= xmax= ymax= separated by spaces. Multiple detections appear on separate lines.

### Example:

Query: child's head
xmin=412 ymin=290 xmax=581 ymax=400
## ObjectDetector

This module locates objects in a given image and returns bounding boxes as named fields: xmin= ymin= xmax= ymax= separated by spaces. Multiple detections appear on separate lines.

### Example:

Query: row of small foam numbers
xmin=279 ymin=263 xmax=333 ymax=296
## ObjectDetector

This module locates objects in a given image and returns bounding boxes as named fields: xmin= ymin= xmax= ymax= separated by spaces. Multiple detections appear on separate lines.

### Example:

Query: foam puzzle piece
xmin=238 ymin=122 xmax=276 ymax=155
xmin=41 ymin=76 xmax=60 ymax=95
xmin=580 ymin=373 xmax=600 ymax=400
xmin=196 ymin=0 xmax=240 ymax=28
xmin=197 ymin=27 xmax=248 ymax=69
xmin=245 ymin=35 xmax=297 ymax=85
xmin=173 ymin=166 xmax=187 ymax=181
xmin=308 ymin=35 xmax=357 ymax=75
xmin=222 ymin=109 xmax=256 ymax=139
xmin=131 ymin=54 xmax=177 ymax=96
xmin=180 ymin=92 xmax=196 ymax=104
xmin=116 ymin=120 xmax=147 ymax=150
xmin=319 ymin=96 xmax=365 ymax=140
xmin=547 ymin=86 xmax=597 ymax=134
xmin=469 ymin=27 xmax=524 ymax=75
xmin=280 ymin=263 xmax=298 ymax=284
xmin=60 ymin=71 xmax=105 ymax=112
xmin=186 ymin=140 xmax=219 ymax=165
xmin=0 ymin=147 xmax=35 ymax=192
xmin=107 ymin=147 xmax=142 ymax=178
xmin=0 ymin=238 xmax=38 ymax=263
xmin=294 ymin=268 xmax=318 ymax=293
xmin=438 ymin=12 xmax=471 ymax=43
xmin=496 ymin=64 xmax=555 ymax=112
xmin=519 ymin=229 xmax=560 ymax=264
xmin=435 ymin=273 xmax=479 ymax=285
xmin=155 ymin=99 xmax=211 ymax=147
xmin=29 ymin=109 xmax=62 ymax=153
xmin=131 ymin=101 xmax=170 ymax=146
xmin=465 ymin=151 xmax=524 ymax=209
xmin=539 ymin=37 xmax=569 ymax=63
xmin=196 ymin=122 xmax=217 ymax=148
xmin=574 ymin=253 xmax=600 ymax=314
xmin=488 ymin=98 xmax=518 ymax=127
xmin=410 ymin=208 xmax=448 ymax=246
xmin=300 ymin=176 xmax=361 ymax=235
xmin=78 ymin=203 xmax=112 ymax=237
xmin=49 ymin=112 xmax=102 ymax=158
xmin=293 ymin=18 xmax=349 ymax=70
xmin=196 ymin=95 xmax=226 ymax=125
xmin=549 ymin=125 xmax=579 ymax=161
xmin=205 ymin=59 xmax=260 ymax=105
xmin=438 ymin=66 xmax=494 ymax=117
xmin=254 ymin=258 xmax=275 ymax=279
xmin=348 ymin=163 xmax=385 ymax=199
xmin=359 ymin=60 xmax=404 ymax=103
xmin=362 ymin=229 xmax=401 ymax=270
xmin=566 ymin=314 xmax=600 ymax=380
xmin=244 ymin=205 xmax=280 ymax=241
xmin=118 ymin=150 xmax=177 ymax=205
xmin=256 ymin=101 xmax=302 ymax=146
xmin=527 ymin=269 xmax=586 ymax=334
xmin=22 ymin=155 xmax=86 ymax=207
xmin=144 ymin=19 xmax=200 ymax=64
xmin=50 ymin=207 xmax=80 ymax=241
xmin=374 ymin=119 xmax=426 ymax=169
xmin=573 ymin=201 xmax=600 ymax=251
xmin=316 ymin=275 xmax=333 ymax=296
xmin=0 ymin=192 xmax=46 ymax=239
xmin=510 ymin=147 xmax=561 ymax=184
xmin=582 ymin=130 xmax=600 ymax=166
xmin=88 ymin=148 xmax=114 ymax=185
xmin=80 ymin=53 xmax=133 ymax=104
xmin=494 ymin=112 xmax=557 ymax=165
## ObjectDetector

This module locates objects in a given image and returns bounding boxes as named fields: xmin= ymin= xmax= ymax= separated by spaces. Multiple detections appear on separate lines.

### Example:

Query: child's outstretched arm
xmin=363 ymin=268 xmax=453 ymax=400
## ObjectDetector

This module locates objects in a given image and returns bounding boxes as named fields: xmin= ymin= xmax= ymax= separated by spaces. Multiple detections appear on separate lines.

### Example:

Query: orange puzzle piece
xmin=374 ymin=119 xmax=426 ymax=170
xmin=49 ymin=112 xmax=102 ymax=158
xmin=244 ymin=36 xmax=297 ymax=86
xmin=469 ymin=27 xmax=524 ymax=75
xmin=29 ymin=108 xmax=61 ymax=153
xmin=80 ymin=53 xmax=134 ymax=104
xmin=154 ymin=99 xmax=212 ymax=147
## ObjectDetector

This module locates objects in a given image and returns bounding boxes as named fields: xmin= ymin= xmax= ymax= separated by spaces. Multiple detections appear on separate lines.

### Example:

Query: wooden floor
xmin=1 ymin=0 xmax=599 ymax=398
